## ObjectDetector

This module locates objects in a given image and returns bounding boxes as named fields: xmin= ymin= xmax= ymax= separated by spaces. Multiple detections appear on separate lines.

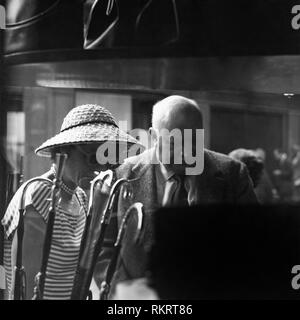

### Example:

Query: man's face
xmin=155 ymin=115 xmax=204 ymax=176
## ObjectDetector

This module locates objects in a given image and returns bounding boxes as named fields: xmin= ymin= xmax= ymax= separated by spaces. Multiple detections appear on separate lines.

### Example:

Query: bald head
xmin=150 ymin=95 xmax=204 ymax=176
xmin=152 ymin=95 xmax=203 ymax=131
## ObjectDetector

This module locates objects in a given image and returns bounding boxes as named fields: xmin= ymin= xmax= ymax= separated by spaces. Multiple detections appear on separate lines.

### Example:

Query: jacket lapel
xmin=130 ymin=148 xmax=159 ymax=213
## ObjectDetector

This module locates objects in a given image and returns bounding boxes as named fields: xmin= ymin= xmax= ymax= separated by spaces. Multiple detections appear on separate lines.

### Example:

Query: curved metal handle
xmin=116 ymin=202 xmax=144 ymax=246
xmin=84 ymin=0 xmax=119 ymax=50
xmin=99 ymin=202 xmax=144 ymax=300
xmin=13 ymin=176 xmax=53 ymax=300
xmin=88 ymin=170 xmax=114 ymax=212
xmin=19 ymin=177 xmax=53 ymax=211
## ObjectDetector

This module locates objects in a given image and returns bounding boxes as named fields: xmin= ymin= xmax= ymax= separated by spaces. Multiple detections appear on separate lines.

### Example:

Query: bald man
xmin=106 ymin=95 xmax=258 ymax=297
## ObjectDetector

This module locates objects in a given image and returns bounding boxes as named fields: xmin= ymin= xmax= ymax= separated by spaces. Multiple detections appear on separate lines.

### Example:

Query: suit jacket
xmin=108 ymin=148 xmax=258 ymax=295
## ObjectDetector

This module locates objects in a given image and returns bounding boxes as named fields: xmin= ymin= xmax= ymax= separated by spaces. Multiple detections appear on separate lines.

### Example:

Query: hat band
xmin=60 ymin=120 xmax=118 ymax=133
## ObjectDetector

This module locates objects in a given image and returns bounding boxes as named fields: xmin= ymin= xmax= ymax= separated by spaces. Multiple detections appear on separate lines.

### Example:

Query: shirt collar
xmin=154 ymin=147 xmax=175 ymax=181
xmin=159 ymin=161 xmax=175 ymax=181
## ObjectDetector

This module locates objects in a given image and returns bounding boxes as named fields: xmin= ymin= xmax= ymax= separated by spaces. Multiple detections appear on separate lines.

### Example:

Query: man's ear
xmin=149 ymin=127 xmax=158 ymax=144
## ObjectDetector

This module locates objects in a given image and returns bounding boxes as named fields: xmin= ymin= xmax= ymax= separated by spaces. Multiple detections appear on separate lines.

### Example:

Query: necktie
xmin=173 ymin=175 xmax=189 ymax=206
xmin=162 ymin=175 xmax=189 ymax=207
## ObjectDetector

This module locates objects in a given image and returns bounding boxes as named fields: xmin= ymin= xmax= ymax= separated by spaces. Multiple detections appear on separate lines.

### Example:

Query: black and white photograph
xmin=1 ymin=0 xmax=300 ymax=309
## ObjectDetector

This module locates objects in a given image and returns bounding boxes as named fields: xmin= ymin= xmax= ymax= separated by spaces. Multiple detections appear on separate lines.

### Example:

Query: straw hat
xmin=35 ymin=104 xmax=144 ymax=157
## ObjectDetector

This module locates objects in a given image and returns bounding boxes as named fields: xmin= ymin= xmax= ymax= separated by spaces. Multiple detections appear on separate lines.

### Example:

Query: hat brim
xmin=35 ymin=123 xmax=145 ymax=157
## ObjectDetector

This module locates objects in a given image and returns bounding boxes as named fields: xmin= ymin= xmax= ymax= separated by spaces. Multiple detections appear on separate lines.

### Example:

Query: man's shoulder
xmin=205 ymin=149 xmax=241 ymax=168
xmin=116 ymin=148 xmax=242 ymax=175
xmin=204 ymin=149 xmax=247 ymax=181
xmin=116 ymin=148 xmax=154 ymax=178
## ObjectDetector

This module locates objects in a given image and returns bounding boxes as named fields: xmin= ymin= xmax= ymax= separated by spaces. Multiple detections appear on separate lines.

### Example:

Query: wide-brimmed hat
xmin=35 ymin=104 xmax=144 ymax=157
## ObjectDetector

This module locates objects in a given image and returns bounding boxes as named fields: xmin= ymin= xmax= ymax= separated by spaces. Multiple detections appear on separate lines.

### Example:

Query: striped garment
xmin=1 ymin=177 xmax=88 ymax=300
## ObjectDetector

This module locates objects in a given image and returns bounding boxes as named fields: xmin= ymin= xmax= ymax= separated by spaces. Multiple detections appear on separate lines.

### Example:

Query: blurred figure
xmin=254 ymin=148 xmax=279 ymax=204
xmin=229 ymin=148 xmax=277 ymax=204
xmin=272 ymin=149 xmax=293 ymax=203
xmin=229 ymin=149 xmax=263 ymax=189
xmin=254 ymin=148 xmax=266 ymax=162
xmin=291 ymin=144 xmax=300 ymax=202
